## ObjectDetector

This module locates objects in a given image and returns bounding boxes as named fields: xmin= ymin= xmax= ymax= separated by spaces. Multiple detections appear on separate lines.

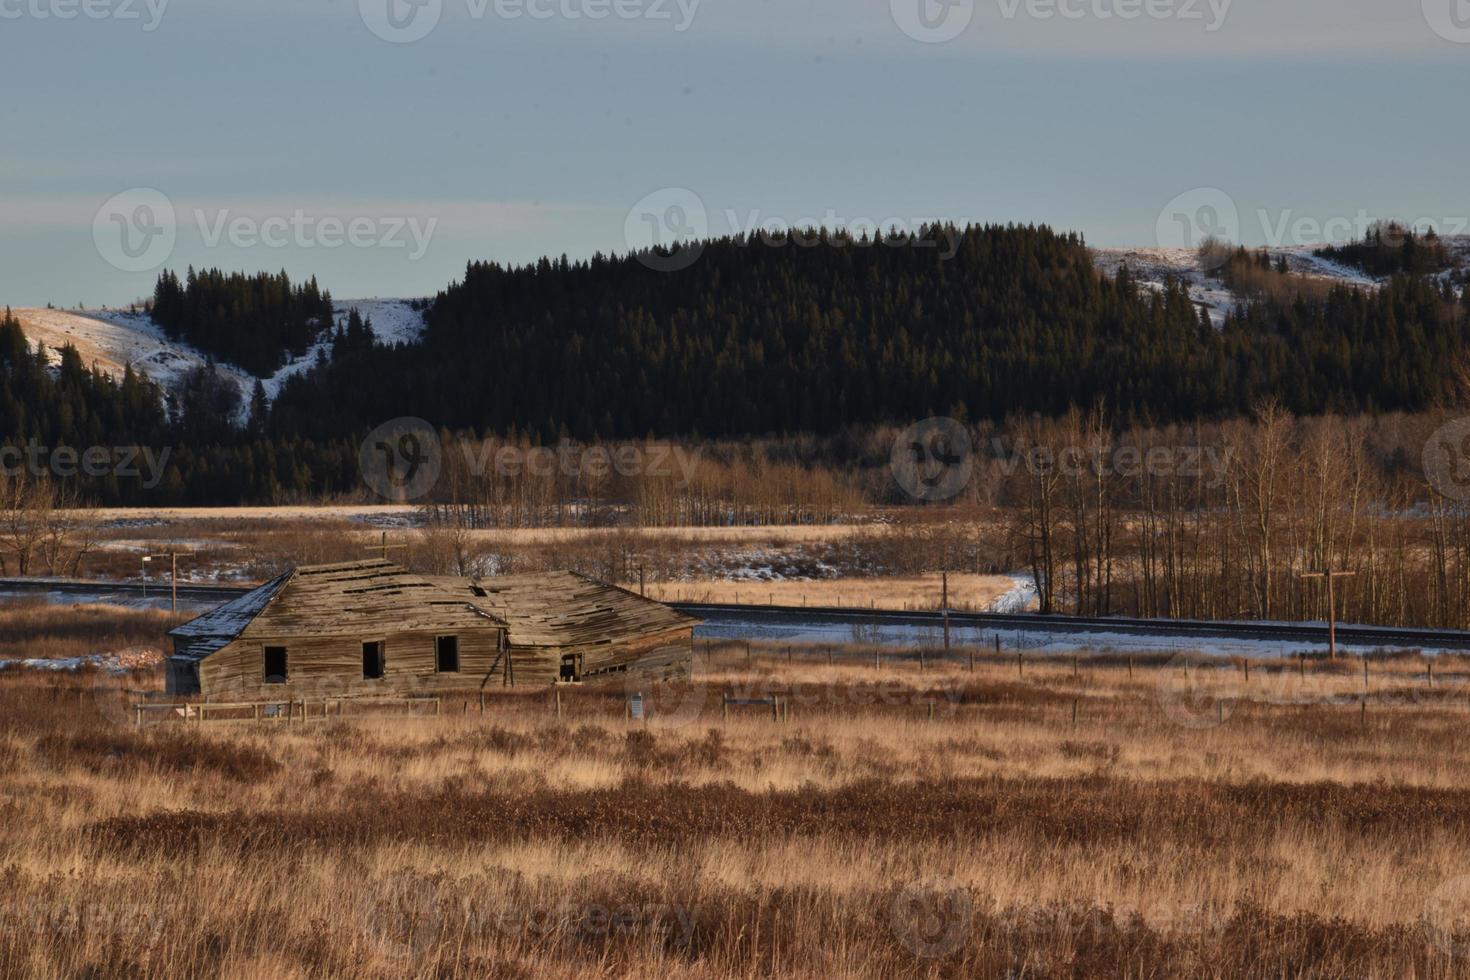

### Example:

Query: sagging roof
xmin=168 ymin=562 xmax=695 ymax=663
xmin=168 ymin=569 xmax=293 ymax=663
xmin=425 ymin=570 xmax=700 ymax=649
xmin=167 ymin=560 xmax=506 ymax=661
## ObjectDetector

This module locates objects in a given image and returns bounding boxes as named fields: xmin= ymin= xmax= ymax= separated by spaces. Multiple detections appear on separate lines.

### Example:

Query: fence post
xmin=135 ymin=704 xmax=142 ymax=729
xmin=1071 ymin=698 xmax=1078 ymax=726
xmin=555 ymin=687 xmax=563 ymax=719
xmin=772 ymin=697 xmax=779 ymax=723
xmin=722 ymin=696 xmax=728 ymax=723
xmin=435 ymin=697 xmax=442 ymax=717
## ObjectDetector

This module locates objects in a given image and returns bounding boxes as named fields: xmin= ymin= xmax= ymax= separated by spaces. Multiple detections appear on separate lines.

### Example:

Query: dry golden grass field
xmin=6 ymin=599 xmax=1470 ymax=978
xmin=634 ymin=573 xmax=1015 ymax=611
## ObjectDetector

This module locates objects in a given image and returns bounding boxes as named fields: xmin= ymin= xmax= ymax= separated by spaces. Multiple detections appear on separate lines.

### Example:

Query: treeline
xmin=986 ymin=406 xmax=1470 ymax=631
xmin=151 ymin=268 xmax=333 ymax=377
xmin=6 ymin=224 xmax=1470 ymax=507
xmin=268 ymin=224 xmax=1470 ymax=442
xmin=1315 ymin=222 xmax=1454 ymax=278
xmin=0 ymin=310 xmax=172 ymax=503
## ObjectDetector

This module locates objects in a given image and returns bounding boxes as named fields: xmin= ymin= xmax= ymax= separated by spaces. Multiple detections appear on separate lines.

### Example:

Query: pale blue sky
xmin=2 ymin=0 xmax=1467 ymax=306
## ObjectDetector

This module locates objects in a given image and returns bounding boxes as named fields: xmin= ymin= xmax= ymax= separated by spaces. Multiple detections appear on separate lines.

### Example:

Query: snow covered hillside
xmin=11 ymin=299 xmax=425 ymax=416
xmin=1092 ymin=237 xmax=1470 ymax=326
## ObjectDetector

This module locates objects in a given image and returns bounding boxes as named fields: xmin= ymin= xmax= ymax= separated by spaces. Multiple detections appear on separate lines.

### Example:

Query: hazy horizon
xmin=4 ymin=0 xmax=1468 ymax=307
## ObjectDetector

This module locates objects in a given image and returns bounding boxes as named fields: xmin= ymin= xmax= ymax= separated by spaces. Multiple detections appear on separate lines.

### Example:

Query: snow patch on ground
xmin=988 ymin=573 xmax=1039 ymax=613
xmin=694 ymin=618 xmax=1458 ymax=658
xmin=0 ymin=648 xmax=164 ymax=673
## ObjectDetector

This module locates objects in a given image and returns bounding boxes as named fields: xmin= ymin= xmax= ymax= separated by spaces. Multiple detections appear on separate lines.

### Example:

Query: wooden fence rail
xmin=134 ymin=697 xmax=442 ymax=728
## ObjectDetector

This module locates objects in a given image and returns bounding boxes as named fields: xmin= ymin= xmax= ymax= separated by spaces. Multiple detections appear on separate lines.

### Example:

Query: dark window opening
xmin=362 ymin=640 xmax=385 ymax=680
xmin=559 ymin=653 xmax=583 ymax=682
xmin=263 ymin=646 xmax=288 ymax=684
xmin=436 ymin=635 xmax=460 ymax=673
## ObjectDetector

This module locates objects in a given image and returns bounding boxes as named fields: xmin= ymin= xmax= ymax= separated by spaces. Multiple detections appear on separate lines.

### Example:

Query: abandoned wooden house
xmin=166 ymin=560 xmax=698 ymax=698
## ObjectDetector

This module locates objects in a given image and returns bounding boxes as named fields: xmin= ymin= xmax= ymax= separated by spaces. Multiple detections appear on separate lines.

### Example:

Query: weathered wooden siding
xmin=199 ymin=626 xmax=508 ymax=700
xmin=197 ymin=625 xmax=693 ymax=699
xmin=576 ymin=626 xmax=694 ymax=680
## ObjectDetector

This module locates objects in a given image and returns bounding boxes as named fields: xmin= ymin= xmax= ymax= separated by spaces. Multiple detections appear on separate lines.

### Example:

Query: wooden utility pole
xmin=144 ymin=550 xmax=195 ymax=614
xmin=365 ymin=531 xmax=407 ymax=563
xmin=1300 ymin=569 xmax=1356 ymax=661
xmin=941 ymin=571 xmax=951 ymax=653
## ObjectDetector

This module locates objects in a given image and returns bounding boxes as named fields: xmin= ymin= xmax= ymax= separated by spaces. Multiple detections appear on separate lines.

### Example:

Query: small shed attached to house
xmin=167 ymin=560 xmax=698 ymax=698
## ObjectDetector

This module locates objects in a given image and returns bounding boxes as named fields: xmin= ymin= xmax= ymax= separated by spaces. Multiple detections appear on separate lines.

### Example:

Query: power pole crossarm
xmin=365 ymin=531 xmax=408 ymax=562
xmin=145 ymin=549 xmax=196 ymax=614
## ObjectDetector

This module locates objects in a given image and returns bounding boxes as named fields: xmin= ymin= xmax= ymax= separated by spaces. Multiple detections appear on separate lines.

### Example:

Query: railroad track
xmin=669 ymin=603 xmax=1470 ymax=652
xmin=4 ymin=578 xmax=1469 ymax=651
